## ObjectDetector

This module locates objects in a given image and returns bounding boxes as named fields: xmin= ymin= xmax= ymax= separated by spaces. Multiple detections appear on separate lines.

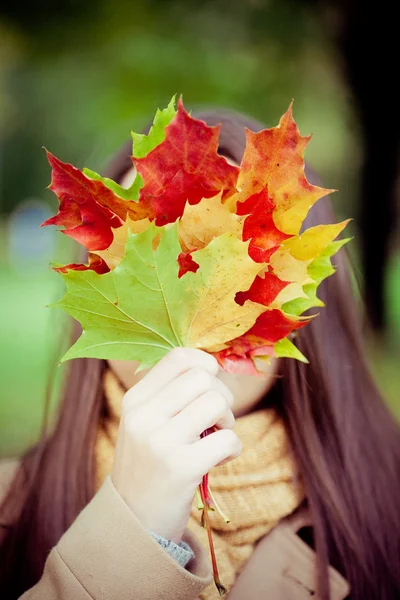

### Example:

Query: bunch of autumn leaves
xmin=43 ymin=97 xmax=351 ymax=374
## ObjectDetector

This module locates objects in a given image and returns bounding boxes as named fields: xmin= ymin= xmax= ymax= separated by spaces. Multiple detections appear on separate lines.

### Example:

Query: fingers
xmin=123 ymin=348 xmax=219 ymax=408
xmin=119 ymin=347 xmax=238 ymax=465
xmin=183 ymin=429 xmax=243 ymax=481
xmin=123 ymin=367 xmax=233 ymax=431
xmin=156 ymin=390 xmax=235 ymax=445
xmin=152 ymin=366 xmax=232 ymax=416
xmin=124 ymin=361 xmax=233 ymax=424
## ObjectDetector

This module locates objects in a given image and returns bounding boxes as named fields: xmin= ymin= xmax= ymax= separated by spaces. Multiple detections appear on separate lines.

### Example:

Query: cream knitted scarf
xmin=95 ymin=369 xmax=304 ymax=599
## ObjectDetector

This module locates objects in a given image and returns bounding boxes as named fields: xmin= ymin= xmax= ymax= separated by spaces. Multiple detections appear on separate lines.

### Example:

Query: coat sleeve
xmin=20 ymin=475 xmax=213 ymax=600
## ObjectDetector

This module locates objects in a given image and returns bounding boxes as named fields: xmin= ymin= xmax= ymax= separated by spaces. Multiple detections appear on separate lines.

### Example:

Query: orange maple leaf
xmin=229 ymin=103 xmax=333 ymax=236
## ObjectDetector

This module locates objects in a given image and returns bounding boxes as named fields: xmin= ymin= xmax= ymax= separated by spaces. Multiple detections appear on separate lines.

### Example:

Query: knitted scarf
xmin=95 ymin=369 xmax=305 ymax=599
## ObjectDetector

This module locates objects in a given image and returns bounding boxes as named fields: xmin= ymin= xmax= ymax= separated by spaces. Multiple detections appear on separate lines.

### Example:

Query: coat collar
xmin=227 ymin=505 xmax=350 ymax=600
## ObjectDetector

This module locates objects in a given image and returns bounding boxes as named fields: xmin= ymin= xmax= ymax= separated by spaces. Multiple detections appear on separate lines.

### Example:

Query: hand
xmin=111 ymin=348 xmax=242 ymax=543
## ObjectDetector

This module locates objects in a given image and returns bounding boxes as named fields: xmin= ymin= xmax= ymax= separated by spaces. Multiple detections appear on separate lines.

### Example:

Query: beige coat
xmin=0 ymin=459 xmax=350 ymax=599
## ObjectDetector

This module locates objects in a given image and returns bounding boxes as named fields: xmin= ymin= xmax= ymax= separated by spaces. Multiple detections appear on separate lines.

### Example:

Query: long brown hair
xmin=1 ymin=107 xmax=400 ymax=600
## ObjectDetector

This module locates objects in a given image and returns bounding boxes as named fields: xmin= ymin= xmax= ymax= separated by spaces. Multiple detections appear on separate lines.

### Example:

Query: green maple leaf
xmin=81 ymin=96 xmax=177 ymax=201
xmin=273 ymin=337 xmax=309 ymax=363
xmin=82 ymin=167 xmax=143 ymax=201
xmin=54 ymin=223 xmax=265 ymax=369
xmin=131 ymin=95 xmax=177 ymax=158
xmin=281 ymin=237 xmax=352 ymax=317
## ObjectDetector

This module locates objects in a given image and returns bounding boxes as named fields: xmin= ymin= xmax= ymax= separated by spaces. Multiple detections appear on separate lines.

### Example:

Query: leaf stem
xmin=199 ymin=428 xmax=227 ymax=596
xmin=198 ymin=479 xmax=227 ymax=596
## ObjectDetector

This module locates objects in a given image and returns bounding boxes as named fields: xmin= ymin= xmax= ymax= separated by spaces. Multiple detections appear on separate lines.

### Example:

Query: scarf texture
xmin=95 ymin=369 xmax=304 ymax=599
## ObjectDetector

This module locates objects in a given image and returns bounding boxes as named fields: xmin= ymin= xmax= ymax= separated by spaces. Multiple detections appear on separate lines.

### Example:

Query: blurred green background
xmin=0 ymin=0 xmax=399 ymax=457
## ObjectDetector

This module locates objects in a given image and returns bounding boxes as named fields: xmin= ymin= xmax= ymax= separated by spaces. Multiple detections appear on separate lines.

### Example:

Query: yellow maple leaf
xmin=96 ymin=216 xmax=151 ymax=269
xmin=178 ymin=193 xmax=244 ymax=252
xmin=182 ymin=233 xmax=267 ymax=349
xmin=280 ymin=220 xmax=351 ymax=260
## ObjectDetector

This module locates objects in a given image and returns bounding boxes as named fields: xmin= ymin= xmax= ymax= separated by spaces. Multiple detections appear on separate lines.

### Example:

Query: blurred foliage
xmin=1 ymin=0 xmax=359 ymax=216
xmin=0 ymin=0 xmax=398 ymax=457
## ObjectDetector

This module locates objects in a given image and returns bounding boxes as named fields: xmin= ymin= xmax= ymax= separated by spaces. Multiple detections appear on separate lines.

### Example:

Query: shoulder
xmin=0 ymin=457 xmax=20 ymax=505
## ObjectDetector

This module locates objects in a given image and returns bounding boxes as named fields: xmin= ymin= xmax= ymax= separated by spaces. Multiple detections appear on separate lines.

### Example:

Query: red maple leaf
xmin=245 ymin=309 xmax=309 ymax=344
xmin=42 ymin=152 xmax=151 ymax=251
xmin=212 ymin=309 xmax=310 ymax=374
xmin=235 ymin=270 xmax=290 ymax=307
xmin=236 ymin=188 xmax=292 ymax=262
xmin=54 ymin=253 xmax=110 ymax=274
xmin=177 ymin=251 xmax=199 ymax=278
xmin=212 ymin=352 xmax=262 ymax=376
xmin=133 ymin=99 xmax=239 ymax=226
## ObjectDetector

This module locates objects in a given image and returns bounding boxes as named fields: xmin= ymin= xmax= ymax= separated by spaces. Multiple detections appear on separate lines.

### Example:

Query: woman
xmin=0 ymin=107 xmax=399 ymax=600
